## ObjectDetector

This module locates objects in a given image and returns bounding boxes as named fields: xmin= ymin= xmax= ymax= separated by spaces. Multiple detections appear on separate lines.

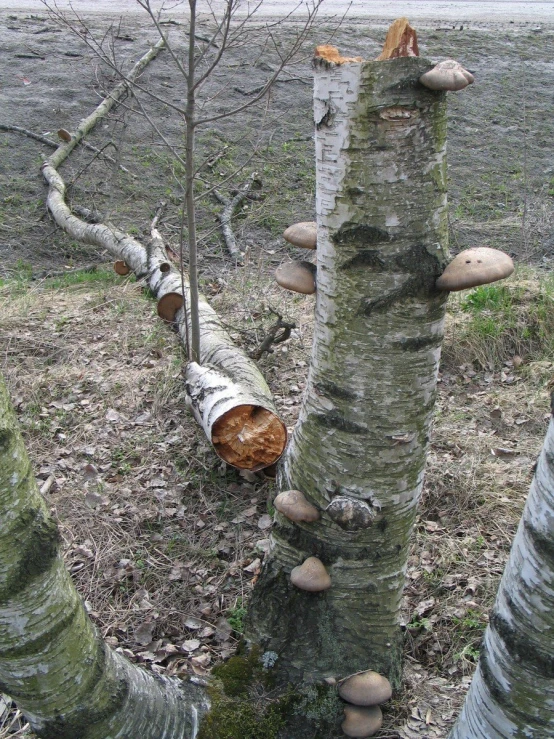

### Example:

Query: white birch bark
xmin=0 ymin=375 xmax=208 ymax=738
xmin=39 ymin=42 xmax=285 ymax=470
xmin=247 ymin=55 xmax=448 ymax=698
xmin=450 ymin=404 xmax=554 ymax=739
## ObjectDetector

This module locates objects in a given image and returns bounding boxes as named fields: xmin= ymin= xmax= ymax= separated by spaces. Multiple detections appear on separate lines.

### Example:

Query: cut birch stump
xmin=39 ymin=43 xmax=286 ymax=470
xmin=0 ymin=375 xmax=208 ymax=739
xmin=246 ymin=26 xmax=451 ymax=713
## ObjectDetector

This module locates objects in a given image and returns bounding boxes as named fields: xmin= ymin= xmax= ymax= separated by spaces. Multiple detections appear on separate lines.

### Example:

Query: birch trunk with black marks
xmin=246 ymin=54 xmax=448 ymax=710
xmin=450 ymin=401 xmax=554 ymax=739
xmin=0 ymin=375 xmax=208 ymax=739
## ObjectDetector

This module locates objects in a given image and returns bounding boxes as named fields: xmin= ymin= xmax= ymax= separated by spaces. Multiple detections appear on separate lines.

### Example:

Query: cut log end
xmin=377 ymin=17 xmax=419 ymax=60
xmin=211 ymin=404 xmax=287 ymax=471
xmin=114 ymin=260 xmax=130 ymax=276
xmin=157 ymin=292 xmax=184 ymax=322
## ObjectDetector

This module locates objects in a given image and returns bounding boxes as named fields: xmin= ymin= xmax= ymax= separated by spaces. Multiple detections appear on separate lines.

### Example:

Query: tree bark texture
xmin=247 ymin=55 xmax=449 ymax=694
xmin=450 ymin=404 xmax=554 ymax=739
xmin=0 ymin=375 xmax=208 ymax=738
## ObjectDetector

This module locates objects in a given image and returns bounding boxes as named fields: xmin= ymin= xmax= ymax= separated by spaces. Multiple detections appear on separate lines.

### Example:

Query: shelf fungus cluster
xmin=276 ymin=221 xmax=317 ymax=295
xmin=436 ymin=247 xmax=514 ymax=292
xmin=338 ymin=671 xmax=392 ymax=738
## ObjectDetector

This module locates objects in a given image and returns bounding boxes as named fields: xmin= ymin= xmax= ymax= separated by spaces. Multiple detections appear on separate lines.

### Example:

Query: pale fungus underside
xmin=436 ymin=247 xmax=514 ymax=291
xmin=341 ymin=705 xmax=383 ymax=738
xmin=290 ymin=556 xmax=331 ymax=592
xmin=283 ymin=221 xmax=317 ymax=249
xmin=274 ymin=490 xmax=320 ymax=523
xmin=338 ymin=670 xmax=393 ymax=707
xmin=419 ymin=59 xmax=474 ymax=91
xmin=275 ymin=260 xmax=316 ymax=295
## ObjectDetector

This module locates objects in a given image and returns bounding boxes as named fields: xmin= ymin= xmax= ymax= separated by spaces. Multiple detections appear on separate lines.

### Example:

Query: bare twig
xmin=212 ymin=175 xmax=260 ymax=260
xmin=250 ymin=308 xmax=296 ymax=360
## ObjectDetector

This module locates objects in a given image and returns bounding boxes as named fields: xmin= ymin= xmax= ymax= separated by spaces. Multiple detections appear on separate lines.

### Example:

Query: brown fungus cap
xmin=339 ymin=671 xmax=392 ymax=707
xmin=275 ymin=261 xmax=316 ymax=295
xmin=283 ymin=221 xmax=317 ymax=250
xmin=274 ymin=490 xmax=320 ymax=523
xmin=436 ymin=247 xmax=514 ymax=291
xmin=290 ymin=556 xmax=331 ymax=592
xmin=341 ymin=705 xmax=383 ymax=738
xmin=420 ymin=59 xmax=474 ymax=91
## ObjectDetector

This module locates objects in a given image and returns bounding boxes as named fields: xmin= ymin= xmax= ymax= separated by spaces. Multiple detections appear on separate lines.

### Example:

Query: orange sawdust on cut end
xmin=314 ymin=45 xmax=363 ymax=64
xmin=376 ymin=17 xmax=419 ymax=61
xmin=211 ymin=404 xmax=287 ymax=471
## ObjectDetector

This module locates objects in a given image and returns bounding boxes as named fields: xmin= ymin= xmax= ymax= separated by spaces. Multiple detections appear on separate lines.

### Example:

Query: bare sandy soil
xmin=1 ymin=6 xmax=553 ymax=277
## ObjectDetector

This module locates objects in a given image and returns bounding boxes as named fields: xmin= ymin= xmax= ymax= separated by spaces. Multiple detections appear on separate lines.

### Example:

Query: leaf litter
xmin=0 ymin=265 xmax=551 ymax=738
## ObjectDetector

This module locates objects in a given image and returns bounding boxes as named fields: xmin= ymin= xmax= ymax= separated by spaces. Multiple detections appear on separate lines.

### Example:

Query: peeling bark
xmin=0 ymin=375 xmax=208 ymax=739
xmin=450 ymin=407 xmax=554 ymax=739
xmin=246 ymin=53 xmax=448 ymax=715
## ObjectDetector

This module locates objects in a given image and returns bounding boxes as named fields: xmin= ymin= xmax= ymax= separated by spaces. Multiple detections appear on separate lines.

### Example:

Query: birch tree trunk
xmin=245 ymin=52 xmax=448 ymax=708
xmin=449 ymin=400 xmax=554 ymax=739
xmin=0 ymin=375 xmax=208 ymax=738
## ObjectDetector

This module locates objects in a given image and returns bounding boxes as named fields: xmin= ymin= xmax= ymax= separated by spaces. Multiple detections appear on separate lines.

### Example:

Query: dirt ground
xmin=0 ymin=5 xmax=553 ymax=739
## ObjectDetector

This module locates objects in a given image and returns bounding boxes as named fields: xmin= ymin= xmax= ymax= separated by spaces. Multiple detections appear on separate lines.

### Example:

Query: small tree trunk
xmin=0 ymin=375 xmax=208 ymax=739
xmin=246 ymin=53 xmax=448 ymax=708
xmin=449 ymin=402 xmax=554 ymax=739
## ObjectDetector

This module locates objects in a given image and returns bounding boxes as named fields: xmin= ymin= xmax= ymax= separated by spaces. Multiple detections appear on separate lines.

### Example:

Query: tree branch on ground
xmin=212 ymin=175 xmax=261 ymax=260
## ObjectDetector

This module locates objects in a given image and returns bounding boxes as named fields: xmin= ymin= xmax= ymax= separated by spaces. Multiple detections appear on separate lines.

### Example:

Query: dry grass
xmin=0 ymin=263 xmax=552 ymax=739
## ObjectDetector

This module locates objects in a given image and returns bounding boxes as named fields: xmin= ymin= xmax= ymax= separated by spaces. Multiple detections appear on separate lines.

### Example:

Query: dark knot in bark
xmin=326 ymin=496 xmax=376 ymax=531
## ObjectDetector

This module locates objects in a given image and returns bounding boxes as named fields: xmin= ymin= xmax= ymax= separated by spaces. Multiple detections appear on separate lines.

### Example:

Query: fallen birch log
xmin=40 ymin=42 xmax=286 ymax=470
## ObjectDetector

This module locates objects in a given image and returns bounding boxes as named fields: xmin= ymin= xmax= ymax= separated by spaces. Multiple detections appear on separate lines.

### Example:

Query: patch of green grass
xmin=228 ymin=599 xmax=247 ymax=634
xmin=444 ymin=272 xmax=554 ymax=368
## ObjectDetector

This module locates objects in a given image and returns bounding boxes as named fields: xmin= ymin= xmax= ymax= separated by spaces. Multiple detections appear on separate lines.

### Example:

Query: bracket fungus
xmin=419 ymin=59 xmax=474 ymax=91
xmin=339 ymin=670 xmax=392 ymax=707
xmin=274 ymin=490 xmax=320 ymax=523
xmin=283 ymin=221 xmax=317 ymax=250
xmin=341 ymin=705 xmax=383 ymax=738
xmin=114 ymin=260 xmax=130 ymax=276
xmin=290 ymin=556 xmax=331 ymax=592
xmin=326 ymin=497 xmax=376 ymax=531
xmin=436 ymin=247 xmax=514 ymax=291
xmin=275 ymin=260 xmax=316 ymax=295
